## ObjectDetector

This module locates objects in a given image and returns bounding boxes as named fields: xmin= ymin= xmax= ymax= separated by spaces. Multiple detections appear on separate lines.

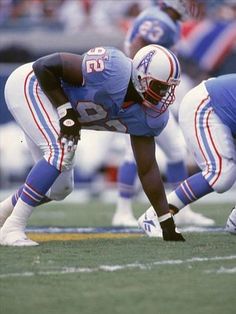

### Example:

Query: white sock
xmin=158 ymin=212 xmax=172 ymax=223
xmin=115 ymin=197 xmax=133 ymax=215
xmin=2 ymin=198 xmax=34 ymax=232
xmin=0 ymin=195 xmax=14 ymax=226
xmin=167 ymin=191 xmax=185 ymax=210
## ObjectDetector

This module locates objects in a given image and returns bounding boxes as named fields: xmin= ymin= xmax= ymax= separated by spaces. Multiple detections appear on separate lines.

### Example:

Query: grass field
xmin=0 ymin=200 xmax=236 ymax=314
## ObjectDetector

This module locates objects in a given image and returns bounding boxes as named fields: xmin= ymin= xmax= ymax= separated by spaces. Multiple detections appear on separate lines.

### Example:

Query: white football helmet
xmin=131 ymin=44 xmax=181 ymax=115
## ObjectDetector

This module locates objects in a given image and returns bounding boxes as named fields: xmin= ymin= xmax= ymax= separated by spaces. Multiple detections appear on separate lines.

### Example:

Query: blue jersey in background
xmin=125 ymin=6 xmax=180 ymax=50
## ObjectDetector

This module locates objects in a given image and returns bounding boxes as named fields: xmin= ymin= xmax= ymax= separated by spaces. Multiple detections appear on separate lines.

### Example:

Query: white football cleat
xmin=138 ymin=208 xmax=163 ymax=238
xmin=112 ymin=212 xmax=138 ymax=227
xmin=225 ymin=206 xmax=236 ymax=234
xmin=0 ymin=229 xmax=38 ymax=247
xmin=174 ymin=205 xmax=215 ymax=227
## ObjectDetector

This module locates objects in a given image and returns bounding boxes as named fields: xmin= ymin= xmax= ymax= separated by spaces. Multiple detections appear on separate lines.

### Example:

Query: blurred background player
xmin=0 ymin=44 xmax=185 ymax=246
xmin=226 ymin=206 xmax=236 ymax=234
xmin=177 ymin=1 xmax=236 ymax=81
xmin=139 ymin=74 xmax=236 ymax=237
xmin=112 ymin=0 xmax=215 ymax=227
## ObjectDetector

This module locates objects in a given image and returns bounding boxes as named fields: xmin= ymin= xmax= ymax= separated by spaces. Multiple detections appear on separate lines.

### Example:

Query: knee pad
xmin=49 ymin=182 xmax=74 ymax=201
xmin=209 ymin=161 xmax=236 ymax=194
xmin=47 ymin=169 xmax=74 ymax=200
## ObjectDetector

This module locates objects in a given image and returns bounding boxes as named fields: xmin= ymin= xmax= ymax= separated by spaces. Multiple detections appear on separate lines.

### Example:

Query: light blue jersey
xmin=62 ymin=47 xmax=169 ymax=137
xmin=125 ymin=6 xmax=180 ymax=50
xmin=205 ymin=74 xmax=236 ymax=135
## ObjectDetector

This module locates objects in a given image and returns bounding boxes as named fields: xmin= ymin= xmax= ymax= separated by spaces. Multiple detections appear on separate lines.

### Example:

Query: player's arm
xmin=130 ymin=134 xmax=169 ymax=216
xmin=32 ymin=53 xmax=84 ymax=151
xmin=130 ymin=134 xmax=185 ymax=241
xmin=33 ymin=52 xmax=83 ymax=107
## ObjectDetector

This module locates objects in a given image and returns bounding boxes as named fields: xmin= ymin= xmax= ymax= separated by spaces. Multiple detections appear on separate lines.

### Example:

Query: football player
xmin=112 ymin=0 xmax=214 ymax=227
xmin=0 ymin=44 xmax=185 ymax=246
xmin=139 ymin=74 xmax=236 ymax=237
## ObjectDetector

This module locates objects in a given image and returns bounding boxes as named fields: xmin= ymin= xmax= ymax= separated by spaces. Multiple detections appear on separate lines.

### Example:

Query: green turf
xmin=0 ymin=201 xmax=235 ymax=314
xmin=27 ymin=200 xmax=232 ymax=227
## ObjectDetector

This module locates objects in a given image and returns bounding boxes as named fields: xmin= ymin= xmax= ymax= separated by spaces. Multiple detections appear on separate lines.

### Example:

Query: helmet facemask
xmin=140 ymin=78 xmax=177 ymax=116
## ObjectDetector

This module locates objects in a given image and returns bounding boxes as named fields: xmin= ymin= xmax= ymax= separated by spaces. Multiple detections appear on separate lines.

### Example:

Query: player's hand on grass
xmin=160 ymin=217 xmax=185 ymax=241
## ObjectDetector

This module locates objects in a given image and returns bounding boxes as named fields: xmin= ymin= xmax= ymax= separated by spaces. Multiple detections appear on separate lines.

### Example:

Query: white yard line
xmin=1 ymin=255 xmax=236 ymax=278
xmin=26 ymin=226 xmax=226 ymax=234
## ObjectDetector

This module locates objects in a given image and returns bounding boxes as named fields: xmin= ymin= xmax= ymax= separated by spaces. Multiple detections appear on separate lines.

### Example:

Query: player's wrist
xmin=57 ymin=102 xmax=73 ymax=119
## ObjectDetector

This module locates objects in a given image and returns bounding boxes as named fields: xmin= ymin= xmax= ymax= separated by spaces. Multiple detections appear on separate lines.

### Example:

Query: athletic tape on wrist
xmin=57 ymin=102 xmax=72 ymax=119
xmin=158 ymin=212 xmax=172 ymax=223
